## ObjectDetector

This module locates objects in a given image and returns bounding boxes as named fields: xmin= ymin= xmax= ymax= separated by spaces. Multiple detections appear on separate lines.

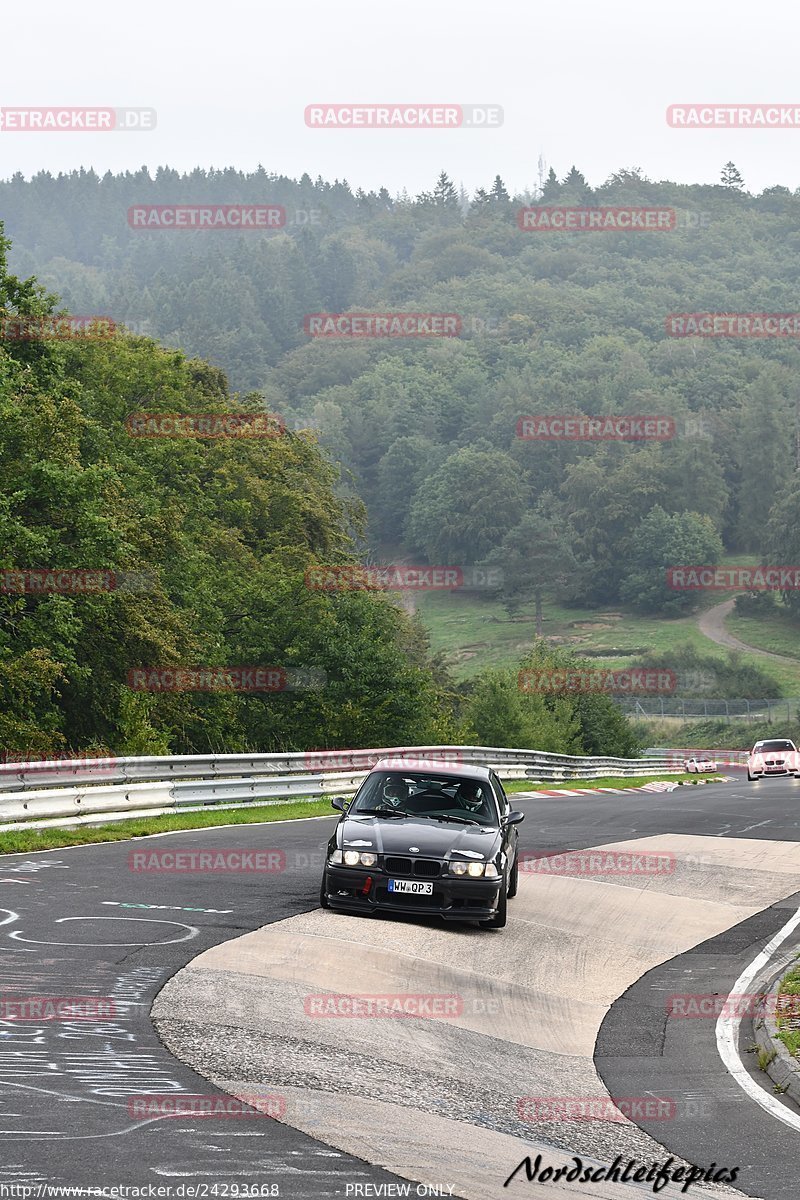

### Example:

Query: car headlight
xmin=450 ymin=860 xmax=498 ymax=877
xmin=329 ymin=849 xmax=343 ymax=865
xmin=343 ymin=850 xmax=376 ymax=867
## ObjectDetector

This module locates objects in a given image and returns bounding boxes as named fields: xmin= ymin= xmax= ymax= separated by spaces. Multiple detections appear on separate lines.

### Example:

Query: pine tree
xmin=721 ymin=161 xmax=744 ymax=190
xmin=541 ymin=167 xmax=560 ymax=201
xmin=433 ymin=171 xmax=459 ymax=208
xmin=490 ymin=175 xmax=510 ymax=204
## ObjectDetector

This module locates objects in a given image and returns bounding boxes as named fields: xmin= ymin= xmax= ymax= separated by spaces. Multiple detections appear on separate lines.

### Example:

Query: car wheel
xmin=747 ymin=770 xmax=754 ymax=781
xmin=480 ymin=880 xmax=508 ymax=929
xmin=507 ymin=853 xmax=519 ymax=899
xmin=319 ymin=870 xmax=330 ymax=909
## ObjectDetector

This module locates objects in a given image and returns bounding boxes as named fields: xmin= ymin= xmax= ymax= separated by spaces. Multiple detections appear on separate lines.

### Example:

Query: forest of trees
xmin=0 ymin=216 xmax=641 ymax=757
xmin=4 ymin=163 xmax=800 ymax=619
xmin=3 ymin=161 xmax=800 ymax=755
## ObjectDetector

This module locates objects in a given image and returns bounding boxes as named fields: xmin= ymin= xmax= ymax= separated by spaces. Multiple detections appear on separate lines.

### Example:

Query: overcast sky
xmin=3 ymin=0 xmax=799 ymax=196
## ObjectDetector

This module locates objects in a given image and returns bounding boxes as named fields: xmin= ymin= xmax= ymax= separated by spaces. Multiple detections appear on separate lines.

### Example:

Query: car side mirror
xmin=331 ymin=797 xmax=348 ymax=813
xmin=504 ymin=810 xmax=525 ymax=826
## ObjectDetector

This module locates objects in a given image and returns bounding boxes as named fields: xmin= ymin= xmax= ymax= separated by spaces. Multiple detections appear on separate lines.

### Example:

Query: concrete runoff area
xmin=153 ymin=834 xmax=800 ymax=1198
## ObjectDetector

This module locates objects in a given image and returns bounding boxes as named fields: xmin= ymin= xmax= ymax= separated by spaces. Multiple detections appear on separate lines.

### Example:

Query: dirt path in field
xmin=697 ymin=597 xmax=800 ymax=664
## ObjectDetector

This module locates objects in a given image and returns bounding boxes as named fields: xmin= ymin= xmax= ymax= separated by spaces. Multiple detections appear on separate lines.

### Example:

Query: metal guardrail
xmin=0 ymin=745 xmax=684 ymax=831
xmin=0 ymin=746 xmax=679 ymax=792
xmin=645 ymin=746 xmax=749 ymax=765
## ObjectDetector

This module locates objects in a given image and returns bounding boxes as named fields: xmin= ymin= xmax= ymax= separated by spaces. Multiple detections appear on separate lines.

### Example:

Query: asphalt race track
xmin=2 ymin=770 xmax=800 ymax=1197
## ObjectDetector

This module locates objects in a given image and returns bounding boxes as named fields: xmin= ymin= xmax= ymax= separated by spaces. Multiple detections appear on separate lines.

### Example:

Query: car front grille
xmin=384 ymin=856 xmax=442 ymax=878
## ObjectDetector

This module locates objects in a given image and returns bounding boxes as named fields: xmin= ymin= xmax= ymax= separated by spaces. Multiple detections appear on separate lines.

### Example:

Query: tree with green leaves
xmin=620 ymin=506 xmax=724 ymax=614
xmin=490 ymin=175 xmax=510 ymax=204
xmin=721 ymin=161 xmax=744 ymax=190
xmin=480 ymin=509 xmax=580 ymax=634
xmin=408 ymin=447 xmax=528 ymax=564
xmin=433 ymin=171 xmax=459 ymax=209
xmin=462 ymin=667 xmax=582 ymax=752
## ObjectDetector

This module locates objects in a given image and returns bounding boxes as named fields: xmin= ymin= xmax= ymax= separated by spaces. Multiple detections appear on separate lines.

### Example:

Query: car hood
xmin=339 ymin=815 xmax=501 ymax=859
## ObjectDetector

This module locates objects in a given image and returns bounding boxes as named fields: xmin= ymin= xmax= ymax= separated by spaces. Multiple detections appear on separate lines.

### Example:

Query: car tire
xmin=507 ymin=854 xmax=519 ymax=899
xmin=480 ymin=880 xmax=508 ymax=929
xmin=747 ymin=770 xmax=754 ymax=781
xmin=319 ymin=871 xmax=330 ymax=909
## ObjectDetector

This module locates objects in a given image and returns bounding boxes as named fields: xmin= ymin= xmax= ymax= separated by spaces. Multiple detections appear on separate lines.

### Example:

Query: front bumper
xmin=323 ymin=864 xmax=502 ymax=921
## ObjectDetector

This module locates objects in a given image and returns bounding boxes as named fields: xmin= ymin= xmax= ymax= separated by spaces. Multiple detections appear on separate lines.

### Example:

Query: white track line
xmin=716 ymin=903 xmax=800 ymax=1131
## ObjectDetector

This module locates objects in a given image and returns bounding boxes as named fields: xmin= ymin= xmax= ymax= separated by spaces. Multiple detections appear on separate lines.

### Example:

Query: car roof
xmin=371 ymin=759 xmax=493 ymax=782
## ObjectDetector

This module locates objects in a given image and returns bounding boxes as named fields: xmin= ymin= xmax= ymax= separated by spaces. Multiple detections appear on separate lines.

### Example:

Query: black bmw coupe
xmin=319 ymin=760 xmax=524 ymax=929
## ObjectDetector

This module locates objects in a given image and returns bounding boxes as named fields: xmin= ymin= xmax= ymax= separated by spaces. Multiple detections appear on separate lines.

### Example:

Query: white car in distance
xmin=684 ymin=756 xmax=718 ymax=774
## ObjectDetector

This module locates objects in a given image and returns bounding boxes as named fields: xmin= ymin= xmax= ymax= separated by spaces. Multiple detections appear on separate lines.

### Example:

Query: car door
xmin=490 ymin=771 xmax=517 ymax=881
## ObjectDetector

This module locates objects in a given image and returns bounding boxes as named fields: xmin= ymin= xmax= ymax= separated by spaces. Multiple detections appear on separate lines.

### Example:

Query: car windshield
xmin=754 ymin=740 xmax=796 ymax=752
xmin=351 ymin=772 xmax=499 ymax=826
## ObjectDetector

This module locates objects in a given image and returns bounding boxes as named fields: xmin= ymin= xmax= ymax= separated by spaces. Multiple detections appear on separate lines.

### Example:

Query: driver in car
xmin=382 ymin=777 xmax=409 ymax=808
xmin=454 ymin=779 xmax=490 ymax=817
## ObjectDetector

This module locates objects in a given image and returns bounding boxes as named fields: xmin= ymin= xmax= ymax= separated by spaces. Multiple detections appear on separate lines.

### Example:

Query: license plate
xmin=388 ymin=879 xmax=433 ymax=895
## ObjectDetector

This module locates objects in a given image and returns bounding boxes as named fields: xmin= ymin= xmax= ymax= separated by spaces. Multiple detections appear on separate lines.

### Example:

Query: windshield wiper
xmin=355 ymin=807 xmax=408 ymax=818
xmin=424 ymin=813 xmax=479 ymax=826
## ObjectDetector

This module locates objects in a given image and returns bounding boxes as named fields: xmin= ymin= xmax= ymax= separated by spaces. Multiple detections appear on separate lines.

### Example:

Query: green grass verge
xmin=725 ymin=606 xmax=800 ymax=663
xmin=0 ymin=798 xmax=333 ymax=856
xmin=776 ymin=958 xmax=800 ymax=1058
xmin=413 ymin=589 xmax=800 ymax=693
xmin=504 ymin=774 xmax=709 ymax=792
